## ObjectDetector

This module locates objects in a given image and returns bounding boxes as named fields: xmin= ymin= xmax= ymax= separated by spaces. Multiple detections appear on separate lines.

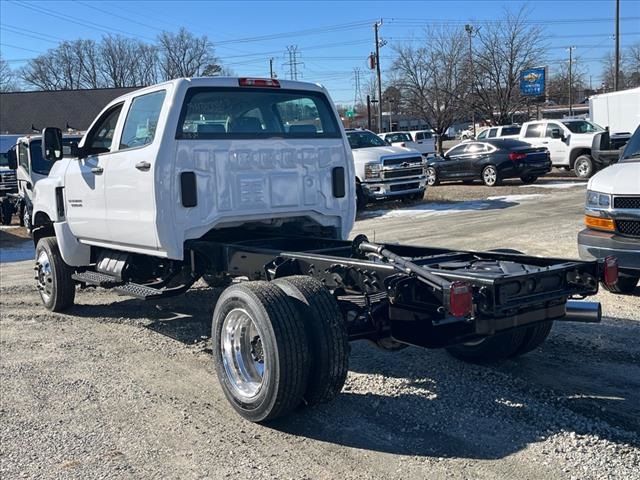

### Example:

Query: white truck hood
xmin=588 ymin=162 xmax=640 ymax=195
xmin=352 ymin=145 xmax=421 ymax=162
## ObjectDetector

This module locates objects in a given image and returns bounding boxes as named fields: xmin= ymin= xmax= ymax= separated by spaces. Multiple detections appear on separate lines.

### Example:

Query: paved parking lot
xmin=1 ymin=179 xmax=639 ymax=480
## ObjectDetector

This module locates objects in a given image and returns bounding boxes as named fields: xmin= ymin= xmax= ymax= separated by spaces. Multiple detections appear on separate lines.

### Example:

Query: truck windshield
xmin=176 ymin=87 xmax=340 ymax=139
xmin=346 ymin=131 xmax=388 ymax=149
xmin=29 ymin=138 xmax=80 ymax=175
xmin=561 ymin=120 xmax=603 ymax=134
xmin=620 ymin=126 xmax=640 ymax=163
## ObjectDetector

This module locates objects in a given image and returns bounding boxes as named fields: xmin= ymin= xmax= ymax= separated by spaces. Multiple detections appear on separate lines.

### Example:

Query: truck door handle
xmin=91 ymin=166 xmax=104 ymax=174
xmin=135 ymin=161 xmax=151 ymax=171
xmin=541 ymin=141 xmax=549 ymax=144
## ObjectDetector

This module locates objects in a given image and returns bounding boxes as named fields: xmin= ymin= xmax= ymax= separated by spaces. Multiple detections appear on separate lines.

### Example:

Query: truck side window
xmin=524 ymin=124 xmax=543 ymax=138
xmin=544 ymin=124 xmax=560 ymax=138
xmin=487 ymin=129 xmax=498 ymax=138
xmin=85 ymin=103 xmax=124 ymax=155
xmin=18 ymin=143 xmax=29 ymax=170
xmin=119 ymin=90 xmax=166 ymax=150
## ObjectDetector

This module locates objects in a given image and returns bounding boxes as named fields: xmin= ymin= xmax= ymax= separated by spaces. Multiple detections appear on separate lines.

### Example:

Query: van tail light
xmin=449 ymin=282 xmax=473 ymax=317
xmin=238 ymin=78 xmax=281 ymax=88
xmin=602 ymin=256 xmax=619 ymax=287
xmin=508 ymin=152 xmax=526 ymax=162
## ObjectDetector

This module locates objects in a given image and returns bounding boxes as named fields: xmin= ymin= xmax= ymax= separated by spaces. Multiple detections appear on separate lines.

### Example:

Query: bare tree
xmin=546 ymin=60 xmax=588 ymax=105
xmin=600 ymin=44 xmax=640 ymax=91
xmin=392 ymin=27 xmax=469 ymax=152
xmin=0 ymin=54 xmax=17 ymax=92
xmin=472 ymin=6 xmax=546 ymax=124
xmin=157 ymin=27 xmax=216 ymax=79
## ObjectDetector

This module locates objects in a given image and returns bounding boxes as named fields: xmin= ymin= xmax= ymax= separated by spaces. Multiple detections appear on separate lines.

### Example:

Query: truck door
xmin=543 ymin=122 xmax=570 ymax=166
xmin=104 ymin=90 xmax=166 ymax=249
xmin=65 ymin=103 xmax=123 ymax=242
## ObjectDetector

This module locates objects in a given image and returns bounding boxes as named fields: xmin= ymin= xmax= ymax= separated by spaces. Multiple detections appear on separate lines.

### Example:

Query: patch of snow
xmin=520 ymin=181 xmax=586 ymax=190
xmin=361 ymin=194 xmax=543 ymax=220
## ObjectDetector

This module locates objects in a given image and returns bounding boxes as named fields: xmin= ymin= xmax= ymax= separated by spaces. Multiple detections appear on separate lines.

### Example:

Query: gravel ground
xmin=1 ymin=184 xmax=639 ymax=480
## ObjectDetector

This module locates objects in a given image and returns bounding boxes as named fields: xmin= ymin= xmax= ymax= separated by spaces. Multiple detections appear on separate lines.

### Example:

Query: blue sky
xmin=1 ymin=0 xmax=639 ymax=103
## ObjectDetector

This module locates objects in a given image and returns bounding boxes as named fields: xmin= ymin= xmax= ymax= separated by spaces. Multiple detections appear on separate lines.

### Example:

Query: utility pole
xmin=366 ymin=94 xmax=372 ymax=130
xmin=568 ymin=46 xmax=575 ymax=116
xmin=465 ymin=24 xmax=477 ymax=137
xmin=615 ymin=0 xmax=620 ymax=91
xmin=374 ymin=20 xmax=384 ymax=133
xmin=285 ymin=45 xmax=303 ymax=80
xmin=269 ymin=57 xmax=275 ymax=78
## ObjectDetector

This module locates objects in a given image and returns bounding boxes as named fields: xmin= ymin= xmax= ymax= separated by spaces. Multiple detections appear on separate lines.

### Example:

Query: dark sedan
xmin=427 ymin=139 xmax=551 ymax=186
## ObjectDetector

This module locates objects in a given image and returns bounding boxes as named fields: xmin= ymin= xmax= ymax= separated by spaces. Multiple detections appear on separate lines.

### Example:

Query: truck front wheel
xmin=574 ymin=155 xmax=594 ymax=179
xmin=273 ymin=276 xmax=349 ymax=406
xmin=35 ymin=237 xmax=76 ymax=312
xmin=212 ymin=282 xmax=310 ymax=422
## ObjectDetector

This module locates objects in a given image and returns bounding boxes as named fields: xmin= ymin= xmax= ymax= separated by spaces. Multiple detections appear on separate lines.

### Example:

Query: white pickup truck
xmin=519 ymin=119 xmax=605 ymax=178
xmin=345 ymin=129 xmax=426 ymax=208
xmin=578 ymin=125 xmax=640 ymax=294
xmin=32 ymin=77 xmax=610 ymax=423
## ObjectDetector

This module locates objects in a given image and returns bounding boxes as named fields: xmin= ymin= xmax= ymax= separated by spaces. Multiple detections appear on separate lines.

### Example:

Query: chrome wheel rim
xmin=35 ymin=249 xmax=53 ymax=302
xmin=483 ymin=167 xmax=497 ymax=185
xmin=576 ymin=160 xmax=589 ymax=177
xmin=220 ymin=308 xmax=266 ymax=400
xmin=427 ymin=167 xmax=437 ymax=185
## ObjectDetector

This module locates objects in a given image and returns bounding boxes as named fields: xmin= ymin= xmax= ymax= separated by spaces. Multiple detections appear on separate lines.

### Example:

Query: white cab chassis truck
xmin=33 ymin=77 xmax=612 ymax=422
xmin=519 ymin=119 xmax=606 ymax=178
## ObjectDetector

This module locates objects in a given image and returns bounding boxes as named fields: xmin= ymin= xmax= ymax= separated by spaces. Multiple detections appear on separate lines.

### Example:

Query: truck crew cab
xmin=33 ymin=77 xmax=614 ymax=423
xmin=519 ymin=119 xmax=605 ymax=178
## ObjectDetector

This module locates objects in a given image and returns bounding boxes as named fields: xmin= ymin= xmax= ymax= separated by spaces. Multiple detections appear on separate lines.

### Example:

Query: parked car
xmin=476 ymin=125 xmax=521 ymax=140
xmin=578 ymin=124 xmax=640 ymax=294
xmin=346 ymin=129 xmax=426 ymax=208
xmin=426 ymin=139 xmax=551 ymax=187
xmin=518 ymin=119 xmax=605 ymax=178
xmin=407 ymin=130 xmax=436 ymax=155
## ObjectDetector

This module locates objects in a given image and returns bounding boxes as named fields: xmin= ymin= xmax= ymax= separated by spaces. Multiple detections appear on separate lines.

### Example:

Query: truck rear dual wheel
xmin=211 ymin=278 xmax=348 ymax=422
xmin=446 ymin=321 xmax=553 ymax=363
xmin=602 ymin=275 xmax=639 ymax=294
xmin=35 ymin=237 xmax=76 ymax=312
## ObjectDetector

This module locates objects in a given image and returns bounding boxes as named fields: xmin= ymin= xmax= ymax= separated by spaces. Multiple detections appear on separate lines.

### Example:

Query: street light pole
xmin=568 ymin=46 xmax=575 ymax=117
xmin=465 ymin=24 xmax=476 ymax=137
xmin=615 ymin=0 xmax=620 ymax=91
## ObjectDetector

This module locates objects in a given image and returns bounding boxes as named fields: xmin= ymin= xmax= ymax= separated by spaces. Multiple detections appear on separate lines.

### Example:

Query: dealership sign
xmin=520 ymin=68 xmax=546 ymax=97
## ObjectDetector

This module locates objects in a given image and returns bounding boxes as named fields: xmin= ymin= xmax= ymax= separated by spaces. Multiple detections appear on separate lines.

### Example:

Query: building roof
xmin=0 ymin=87 xmax=139 ymax=135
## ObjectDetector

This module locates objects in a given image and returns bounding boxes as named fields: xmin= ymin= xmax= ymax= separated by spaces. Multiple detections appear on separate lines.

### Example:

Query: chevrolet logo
xmin=401 ymin=162 xmax=410 ymax=167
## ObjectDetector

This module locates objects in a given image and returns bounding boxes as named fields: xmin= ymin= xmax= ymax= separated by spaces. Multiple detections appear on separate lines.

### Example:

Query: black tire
xmin=510 ymin=321 xmax=553 ymax=357
xmin=356 ymin=184 xmax=367 ymax=211
xmin=520 ymin=175 xmax=538 ymax=184
xmin=601 ymin=275 xmax=639 ymax=294
xmin=446 ymin=328 xmax=527 ymax=363
xmin=273 ymin=276 xmax=349 ymax=406
xmin=1 ymin=198 xmax=12 ymax=225
xmin=18 ymin=202 xmax=25 ymax=227
xmin=212 ymin=281 xmax=310 ymax=422
xmin=35 ymin=237 xmax=75 ymax=312
xmin=574 ymin=154 xmax=594 ymax=179
xmin=481 ymin=165 xmax=501 ymax=187
xmin=426 ymin=166 xmax=440 ymax=186
xmin=202 ymin=273 xmax=232 ymax=288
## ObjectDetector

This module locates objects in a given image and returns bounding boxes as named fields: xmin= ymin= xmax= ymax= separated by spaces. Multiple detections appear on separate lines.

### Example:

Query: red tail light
xmin=508 ymin=152 xmax=526 ymax=161
xmin=449 ymin=282 xmax=473 ymax=317
xmin=238 ymin=78 xmax=280 ymax=88
xmin=603 ymin=256 xmax=619 ymax=287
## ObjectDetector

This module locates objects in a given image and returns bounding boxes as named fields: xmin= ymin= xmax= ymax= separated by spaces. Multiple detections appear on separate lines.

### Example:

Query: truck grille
xmin=613 ymin=196 xmax=640 ymax=209
xmin=383 ymin=156 xmax=423 ymax=167
xmin=389 ymin=182 xmax=420 ymax=192
xmin=383 ymin=168 xmax=424 ymax=180
xmin=616 ymin=220 xmax=640 ymax=237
